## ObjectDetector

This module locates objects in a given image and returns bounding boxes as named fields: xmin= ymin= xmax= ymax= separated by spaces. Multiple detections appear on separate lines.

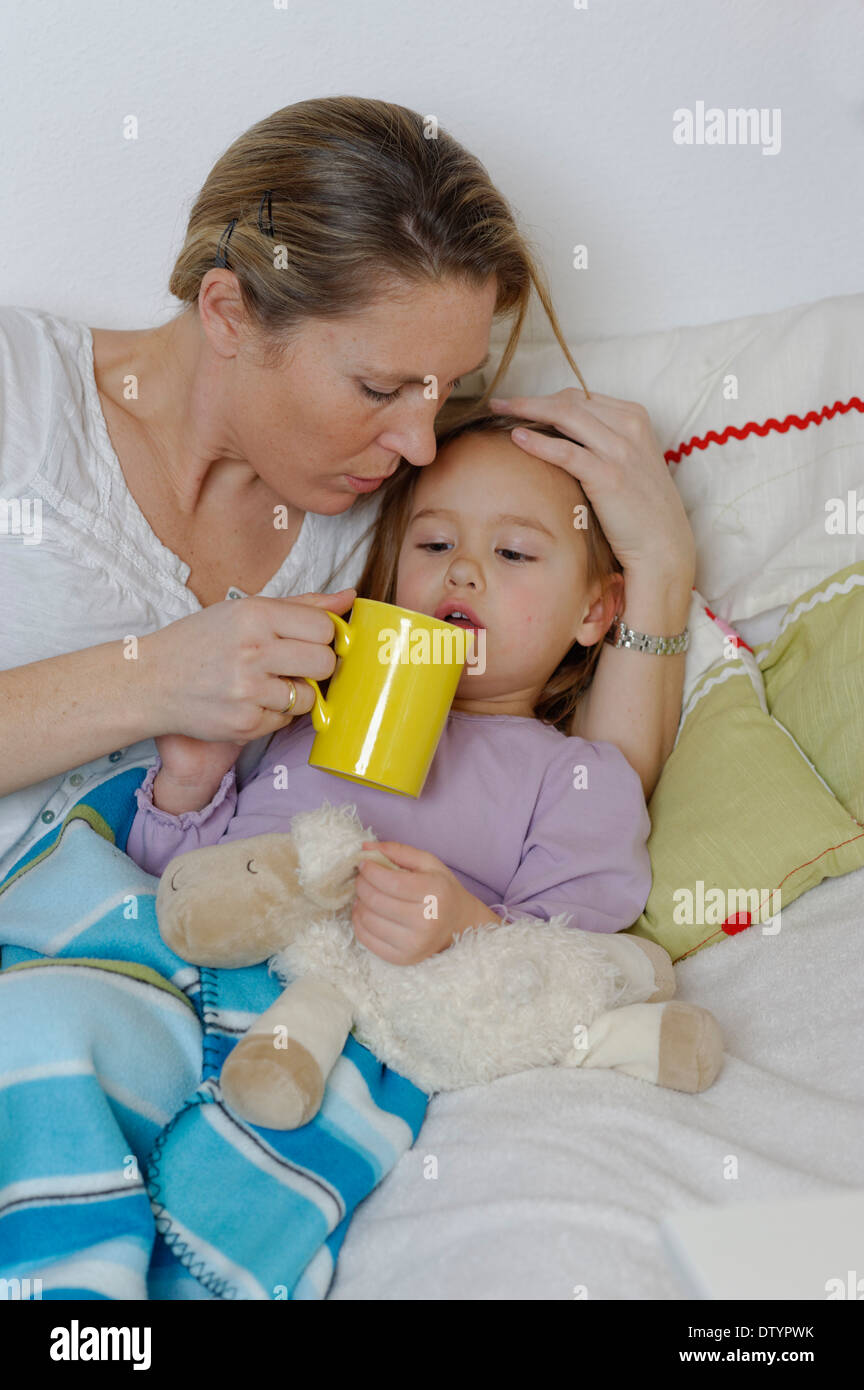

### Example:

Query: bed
xmin=1 ymin=288 xmax=862 ymax=1302
xmin=329 ymin=857 xmax=864 ymax=1299
xmin=328 ymin=287 xmax=864 ymax=1300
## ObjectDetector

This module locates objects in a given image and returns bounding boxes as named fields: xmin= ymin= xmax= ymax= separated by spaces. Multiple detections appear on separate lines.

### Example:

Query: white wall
xmin=1 ymin=0 xmax=861 ymax=343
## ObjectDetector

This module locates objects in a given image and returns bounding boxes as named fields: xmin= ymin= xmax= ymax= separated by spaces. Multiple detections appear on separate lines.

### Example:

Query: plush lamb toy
xmin=155 ymin=801 xmax=723 ymax=1130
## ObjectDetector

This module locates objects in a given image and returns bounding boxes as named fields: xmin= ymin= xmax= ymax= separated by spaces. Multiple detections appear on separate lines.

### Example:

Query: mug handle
xmin=305 ymin=609 xmax=352 ymax=733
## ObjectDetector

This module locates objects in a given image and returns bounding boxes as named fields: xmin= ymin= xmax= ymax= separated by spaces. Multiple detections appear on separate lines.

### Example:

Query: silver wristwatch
xmin=604 ymin=614 xmax=690 ymax=655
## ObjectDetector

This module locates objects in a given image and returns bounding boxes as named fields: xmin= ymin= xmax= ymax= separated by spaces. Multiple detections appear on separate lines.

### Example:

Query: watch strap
xmin=604 ymin=615 xmax=690 ymax=655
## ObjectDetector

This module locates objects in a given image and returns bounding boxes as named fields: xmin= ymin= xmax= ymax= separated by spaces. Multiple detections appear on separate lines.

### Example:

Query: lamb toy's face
xmin=155 ymin=834 xmax=307 ymax=969
xmin=152 ymin=801 xmax=401 ymax=976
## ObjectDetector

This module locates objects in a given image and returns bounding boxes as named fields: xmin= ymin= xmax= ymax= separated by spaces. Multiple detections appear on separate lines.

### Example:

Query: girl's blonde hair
xmin=354 ymin=412 xmax=623 ymax=733
xmin=169 ymin=94 xmax=589 ymax=394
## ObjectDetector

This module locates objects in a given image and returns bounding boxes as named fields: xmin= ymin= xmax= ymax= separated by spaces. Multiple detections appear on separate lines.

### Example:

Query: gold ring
xmin=280 ymin=678 xmax=297 ymax=715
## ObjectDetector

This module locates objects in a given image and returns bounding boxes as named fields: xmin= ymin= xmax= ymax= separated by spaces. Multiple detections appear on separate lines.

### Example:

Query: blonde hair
xmin=169 ymin=94 xmax=590 ymax=393
xmin=355 ymin=412 xmax=623 ymax=733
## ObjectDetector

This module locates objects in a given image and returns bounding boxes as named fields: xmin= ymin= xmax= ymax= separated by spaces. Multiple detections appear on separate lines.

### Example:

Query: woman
xmin=0 ymin=94 xmax=695 ymax=875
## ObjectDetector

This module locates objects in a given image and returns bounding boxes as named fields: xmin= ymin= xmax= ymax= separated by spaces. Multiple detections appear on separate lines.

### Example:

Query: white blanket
xmin=328 ymin=861 xmax=864 ymax=1299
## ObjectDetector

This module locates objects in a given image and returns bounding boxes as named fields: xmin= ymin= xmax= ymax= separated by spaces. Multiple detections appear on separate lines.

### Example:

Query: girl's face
xmin=395 ymin=433 xmax=620 ymax=717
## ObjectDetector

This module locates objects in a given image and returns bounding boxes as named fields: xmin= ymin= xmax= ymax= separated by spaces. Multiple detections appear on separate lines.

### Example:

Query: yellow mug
xmin=304 ymin=598 xmax=468 ymax=797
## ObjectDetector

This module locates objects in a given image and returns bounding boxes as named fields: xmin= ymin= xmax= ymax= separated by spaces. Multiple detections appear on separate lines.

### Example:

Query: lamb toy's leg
xmin=220 ymin=976 xmax=353 ymax=1130
xmin=564 ymin=1000 xmax=724 ymax=1093
xmin=561 ymin=932 xmax=723 ymax=1093
xmin=597 ymin=932 xmax=677 ymax=1004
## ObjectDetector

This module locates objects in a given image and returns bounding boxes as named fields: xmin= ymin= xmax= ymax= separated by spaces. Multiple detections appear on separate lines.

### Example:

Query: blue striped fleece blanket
xmin=0 ymin=764 xmax=428 ymax=1300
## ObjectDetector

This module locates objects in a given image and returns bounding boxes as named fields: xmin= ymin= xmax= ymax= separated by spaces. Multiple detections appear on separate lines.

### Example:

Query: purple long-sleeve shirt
xmin=126 ymin=711 xmax=652 ymax=933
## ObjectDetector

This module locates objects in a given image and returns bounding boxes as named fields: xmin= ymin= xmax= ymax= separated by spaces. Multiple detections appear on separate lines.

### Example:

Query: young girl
xmin=126 ymin=412 xmax=684 ymax=1041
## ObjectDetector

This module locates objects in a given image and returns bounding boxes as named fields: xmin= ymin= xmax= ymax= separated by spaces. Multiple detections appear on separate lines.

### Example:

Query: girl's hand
xmin=488 ymin=390 xmax=696 ymax=585
xmin=352 ymin=841 xmax=503 ymax=966
xmin=138 ymin=587 xmax=357 ymax=744
xmin=150 ymin=734 xmax=241 ymax=815
xmin=155 ymin=733 xmax=241 ymax=789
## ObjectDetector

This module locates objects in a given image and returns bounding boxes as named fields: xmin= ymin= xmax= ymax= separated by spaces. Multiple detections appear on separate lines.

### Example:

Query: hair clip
xmin=214 ymin=218 xmax=238 ymax=268
xmin=257 ymin=189 xmax=276 ymax=238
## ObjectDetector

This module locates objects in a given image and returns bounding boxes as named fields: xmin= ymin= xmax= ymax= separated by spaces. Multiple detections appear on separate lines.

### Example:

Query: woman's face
xmin=394 ymin=433 xmax=616 ymax=712
xmin=216 ymin=273 xmax=498 ymax=513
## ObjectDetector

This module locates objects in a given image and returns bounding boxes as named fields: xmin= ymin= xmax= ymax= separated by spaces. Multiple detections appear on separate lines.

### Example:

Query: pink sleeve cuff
xmin=133 ymin=757 xmax=238 ymax=829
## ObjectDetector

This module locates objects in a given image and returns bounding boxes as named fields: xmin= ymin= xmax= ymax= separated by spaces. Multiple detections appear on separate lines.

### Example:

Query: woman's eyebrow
xmin=356 ymin=352 xmax=490 ymax=385
xmin=411 ymin=506 xmax=556 ymax=540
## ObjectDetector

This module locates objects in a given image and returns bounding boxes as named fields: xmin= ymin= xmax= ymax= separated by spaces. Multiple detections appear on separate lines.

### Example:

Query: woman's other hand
xmin=488 ymin=389 xmax=695 ymax=799
xmin=488 ymin=389 xmax=696 ymax=586
xmin=139 ymin=587 xmax=357 ymax=744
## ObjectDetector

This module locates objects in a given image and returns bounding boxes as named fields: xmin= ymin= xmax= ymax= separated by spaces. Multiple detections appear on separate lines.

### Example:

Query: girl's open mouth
xmin=434 ymin=600 xmax=485 ymax=630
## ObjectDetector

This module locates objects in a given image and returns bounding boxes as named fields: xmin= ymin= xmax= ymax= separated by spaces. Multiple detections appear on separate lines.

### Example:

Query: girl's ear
xmin=571 ymin=573 xmax=625 ymax=647
xmin=605 ymin=571 xmax=626 ymax=622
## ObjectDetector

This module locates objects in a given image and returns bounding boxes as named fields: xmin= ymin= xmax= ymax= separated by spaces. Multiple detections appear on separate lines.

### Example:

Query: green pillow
xmin=625 ymin=561 xmax=864 ymax=962
xmin=758 ymin=561 xmax=864 ymax=825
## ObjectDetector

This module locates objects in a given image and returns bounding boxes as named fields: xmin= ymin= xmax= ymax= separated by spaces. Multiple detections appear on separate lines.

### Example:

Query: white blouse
xmin=0 ymin=304 xmax=383 ymax=877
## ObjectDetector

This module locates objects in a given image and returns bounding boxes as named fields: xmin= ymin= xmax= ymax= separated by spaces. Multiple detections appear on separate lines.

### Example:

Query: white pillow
xmin=491 ymin=290 xmax=864 ymax=627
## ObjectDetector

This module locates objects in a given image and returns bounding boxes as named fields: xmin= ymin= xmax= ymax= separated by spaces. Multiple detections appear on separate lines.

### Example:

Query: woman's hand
xmin=139 ymin=587 xmax=357 ymax=744
xmin=352 ymin=841 xmax=503 ymax=966
xmin=488 ymin=389 xmax=696 ymax=585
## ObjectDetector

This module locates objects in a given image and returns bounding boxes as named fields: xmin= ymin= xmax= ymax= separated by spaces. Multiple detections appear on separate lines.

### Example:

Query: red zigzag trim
xmin=665 ymin=394 xmax=864 ymax=465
